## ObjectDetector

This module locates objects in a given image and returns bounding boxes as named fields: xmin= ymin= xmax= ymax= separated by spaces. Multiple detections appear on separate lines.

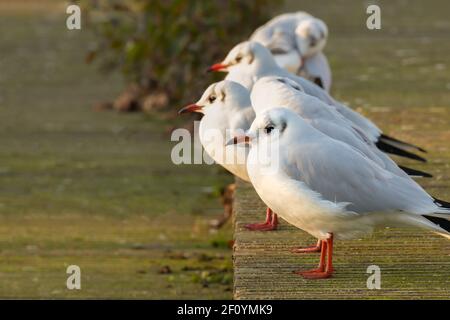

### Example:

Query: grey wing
xmin=283 ymin=71 xmax=382 ymax=141
xmin=299 ymin=96 xmax=409 ymax=178
xmin=296 ymin=95 xmax=388 ymax=170
xmin=308 ymin=118 xmax=386 ymax=169
xmin=284 ymin=137 xmax=436 ymax=214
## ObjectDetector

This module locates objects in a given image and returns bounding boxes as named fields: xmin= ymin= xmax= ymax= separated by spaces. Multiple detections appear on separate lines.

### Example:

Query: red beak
xmin=178 ymin=104 xmax=203 ymax=115
xmin=226 ymin=135 xmax=251 ymax=146
xmin=207 ymin=63 xmax=228 ymax=72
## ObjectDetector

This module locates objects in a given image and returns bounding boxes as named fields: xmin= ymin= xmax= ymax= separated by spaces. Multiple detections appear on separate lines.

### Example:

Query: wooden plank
xmin=233 ymin=181 xmax=450 ymax=299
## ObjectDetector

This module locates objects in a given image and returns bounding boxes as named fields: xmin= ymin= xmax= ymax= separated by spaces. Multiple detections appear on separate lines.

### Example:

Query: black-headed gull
xmin=178 ymin=80 xmax=254 ymax=181
xmin=229 ymin=107 xmax=450 ymax=279
xmin=251 ymin=76 xmax=431 ymax=178
xmin=208 ymin=41 xmax=427 ymax=162
xmin=178 ymin=80 xmax=278 ymax=231
xmin=250 ymin=13 xmax=332 ymax=91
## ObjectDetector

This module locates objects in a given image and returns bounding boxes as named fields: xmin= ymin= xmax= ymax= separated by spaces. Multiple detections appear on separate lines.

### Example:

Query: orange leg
xmin=292 ymin=239 xmax=322 ymax=253
xmin=245 ymin=208 xmax=278 ymax=231
xmin=295 ymin=233 xmax=334 ymax=279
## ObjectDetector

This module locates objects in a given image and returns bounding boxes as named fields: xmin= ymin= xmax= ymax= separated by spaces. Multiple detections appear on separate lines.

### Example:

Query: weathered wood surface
xmin=233 ymin=108 xmax=450 ymax=300
xmin=233 ymin=182 xmax=450 ymax=299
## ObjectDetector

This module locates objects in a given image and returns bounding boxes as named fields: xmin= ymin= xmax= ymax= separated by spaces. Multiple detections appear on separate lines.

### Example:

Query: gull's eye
xmin=265 ymin=125 xmax=275 ymax=134
xmin=309 ymin=35 xmax=317 ymax=47
xmin=208 ymin=95 xmax=216 ymax=104
xmin=235 ymin=55 xmax=242 ymax=63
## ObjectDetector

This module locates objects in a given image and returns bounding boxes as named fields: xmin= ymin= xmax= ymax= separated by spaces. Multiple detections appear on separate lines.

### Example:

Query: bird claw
xmin=244 ymin=222 xmax=277 ymax=231
xmin=294 ymin=268 xmax=332 ymax=279
xmin=291 ymin=246 xmax=321 ymax=253
xmin=300 ymin=271 xmax=332 ymax=279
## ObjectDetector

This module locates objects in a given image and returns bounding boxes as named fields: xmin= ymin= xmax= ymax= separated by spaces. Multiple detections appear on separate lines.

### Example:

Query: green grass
xmin=0 ymin=6 xmax=233 ymax=298
xmin=1 ymin=0 xmax=450 ymax=298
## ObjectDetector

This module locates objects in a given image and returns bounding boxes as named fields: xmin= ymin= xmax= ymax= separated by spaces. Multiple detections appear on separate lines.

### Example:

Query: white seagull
xmin=229 ymin=107 xmax=450 ymax=279
xmin=250 ymin=12 xmax=332 ymax=91
xmin=208 ymin=41 xmax=427 ymax=162
xmin=245 ymin=76 xmax=430 ymax=234
xmin=178 ymin=80 xmax=278 ymax=230
xmin=251 ymin=76 xmax=432 ymax=179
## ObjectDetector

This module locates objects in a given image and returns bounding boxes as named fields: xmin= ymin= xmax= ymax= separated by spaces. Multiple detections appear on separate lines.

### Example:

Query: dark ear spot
xmin=319 ymin=29 xmax=325 ymax=39
xmin=314 ymin=77 xmax=324 ymax=89
xmin=221 ymin=90 xmax=226 ymax=101
xmin=248 ymin=52 xmax=254 ymax=64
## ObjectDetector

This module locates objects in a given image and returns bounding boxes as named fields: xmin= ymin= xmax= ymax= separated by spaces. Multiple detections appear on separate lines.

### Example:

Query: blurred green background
xmin=0 ymin=0 xmax=449 ymax=298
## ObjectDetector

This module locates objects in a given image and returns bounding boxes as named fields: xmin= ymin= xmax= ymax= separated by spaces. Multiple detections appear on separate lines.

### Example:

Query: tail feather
xmin=376 ymin=140 xmax=427 ymax=163
xmin=398 ymin=165 xmax=432 ymax=178
xmin=379 ymin=134 xmax=427 ymax=153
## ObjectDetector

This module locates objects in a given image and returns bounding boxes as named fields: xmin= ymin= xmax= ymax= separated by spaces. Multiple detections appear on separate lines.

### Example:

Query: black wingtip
xmin=398 ymin=165 xmax=432 ymax=178
xmin=380 ymin=134 xmax=427 ymax=153
xmin=434 ymin=197 xmax=450 ymax=209
xmin=376 ymin=140 xmax=427 ymax=163
xmin=423 ymin=215 xmax=450 ymax=233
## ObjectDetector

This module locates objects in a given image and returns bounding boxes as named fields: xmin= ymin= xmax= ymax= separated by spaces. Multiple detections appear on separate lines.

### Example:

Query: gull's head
xmin=294 ymin=18 xmax=328 ymax=58
xmin=178 ymin=80 xmax=250 ymax=116
xmin=208 ymin=41 xmax=277 ymax=74
xmin=251 ymin=76 xmax=305 ymax=113
xmin=227 ymin=107 xmax=293 ymax=146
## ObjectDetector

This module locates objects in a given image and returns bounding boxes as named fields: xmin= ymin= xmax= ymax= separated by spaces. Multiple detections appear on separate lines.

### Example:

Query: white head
xmin=208 ymin=41 xmax=279 ymax=76
xmin=227 ymin=107 xmax=314 ymax=175
xmin=228 ymin=107 xmax=303 ymax=149
xmin=178 ymin=80 xmax=251 ymax=117
xmin=251 ymin=76 xmax=305 ymax=114
xmin=295 ymin=18 xmax=328 ymax=58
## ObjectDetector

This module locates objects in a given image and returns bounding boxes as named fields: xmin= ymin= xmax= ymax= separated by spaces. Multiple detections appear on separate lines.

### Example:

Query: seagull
xmin=208 ymin=40 xmax=427 ymax=162
xmin=228 ymin=107 xmax=450 ymax=279
xmin=245 ymin=76 xmax=430 ymax=234
xmin=178 ymin=80 xmax=278 ymax=231
xmin=251 ymin=76 xmax=432 ymax=179
xmin=250 ymin=13 xmax=332 ymax=91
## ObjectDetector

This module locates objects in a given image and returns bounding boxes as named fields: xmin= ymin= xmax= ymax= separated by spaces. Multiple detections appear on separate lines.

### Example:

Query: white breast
xmin=247 ymin=148 xmax=377 ymax=240
xmin=199 ymin=120 xmax=250 ymax=182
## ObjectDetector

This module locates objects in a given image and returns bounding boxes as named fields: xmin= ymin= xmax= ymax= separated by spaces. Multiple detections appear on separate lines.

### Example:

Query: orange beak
xmin=207 ymin=62 xmax=228 ymax=72
xmin=226 ymin=135 xmax=251 ymax=146
xmin=178 ymin=104 xmax=203 ymax=115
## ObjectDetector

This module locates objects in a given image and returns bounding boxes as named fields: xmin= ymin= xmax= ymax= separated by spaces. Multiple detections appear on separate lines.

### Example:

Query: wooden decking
xmin=232 ymin=180 xmax=450 ymax=299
